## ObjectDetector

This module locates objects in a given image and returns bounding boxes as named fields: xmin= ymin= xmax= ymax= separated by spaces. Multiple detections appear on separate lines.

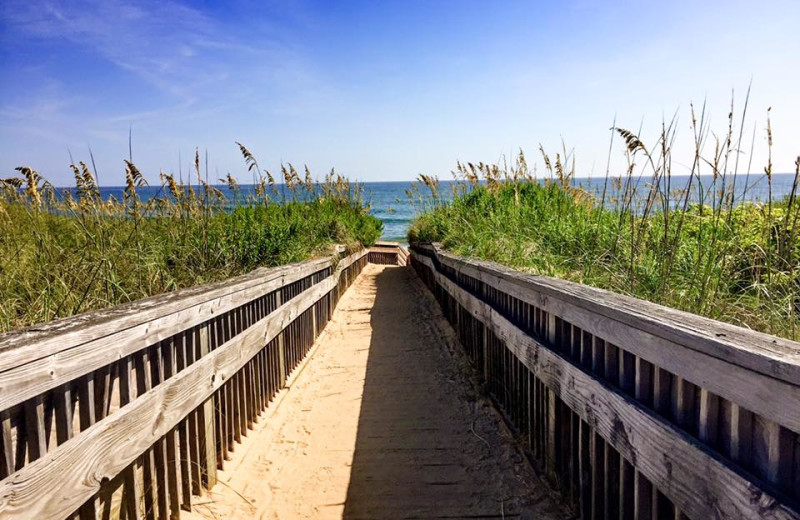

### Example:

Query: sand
xmin=185 ymin=264 xmax=567 ymax=519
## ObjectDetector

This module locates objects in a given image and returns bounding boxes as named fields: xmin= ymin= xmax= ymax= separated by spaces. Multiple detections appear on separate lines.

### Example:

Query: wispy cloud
xmin=0 ymin=0 xmax=347 ymax=176
xmin=0 ymin=78 xmax=76 ymax=121
xmin=0 ymin=0 xmax=333 ymax=119
xmin=2 ymin=0 xmax=254 ymax=97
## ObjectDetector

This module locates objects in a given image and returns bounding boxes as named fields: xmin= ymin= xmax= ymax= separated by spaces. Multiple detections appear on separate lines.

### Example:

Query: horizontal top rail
xmin=370 ymin=241 xmax=409 ymax=255
xmin=0 ymin=257 xmax=329 ymax=359
xmin=368 ymin=242 xmax=410 ymax=266
xmin=0 ymin=249 xmax=349 ymax=412
xmin=416 ymin=242 xmax=800 ymax=386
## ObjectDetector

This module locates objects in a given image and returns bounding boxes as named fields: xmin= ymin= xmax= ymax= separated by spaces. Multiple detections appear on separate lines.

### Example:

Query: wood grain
xmin=417 ymin=244 xmax=800 ymax=435
xmin=0 ymin=274 xmax=340 ymax=520
xmin=415 ymin=252 xmax=799 ymax=520
xmin=421 ymin=242 xmax=800 ymax=385
xmin=0 ymin=257 xmax=330 ymax=362
xmin=0 ymin=259 xmax=334 ymax=412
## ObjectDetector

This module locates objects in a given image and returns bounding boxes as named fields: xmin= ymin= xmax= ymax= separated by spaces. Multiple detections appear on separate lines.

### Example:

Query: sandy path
xmin=186 ymin=264 xmax=567 ymax=519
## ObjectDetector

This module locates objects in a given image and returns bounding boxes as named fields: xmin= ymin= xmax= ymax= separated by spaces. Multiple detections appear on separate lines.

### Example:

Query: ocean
xmin=86 ymin=173 xmax=796 ymax=243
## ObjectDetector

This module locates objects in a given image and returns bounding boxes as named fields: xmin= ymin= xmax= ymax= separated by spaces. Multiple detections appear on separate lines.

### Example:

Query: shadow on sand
xmin=342 ymin=266 xmax=562 ymax=519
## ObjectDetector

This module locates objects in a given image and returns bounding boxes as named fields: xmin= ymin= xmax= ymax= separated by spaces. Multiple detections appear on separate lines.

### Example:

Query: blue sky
xmin=1 ymin=0 xmax=798 ymax=185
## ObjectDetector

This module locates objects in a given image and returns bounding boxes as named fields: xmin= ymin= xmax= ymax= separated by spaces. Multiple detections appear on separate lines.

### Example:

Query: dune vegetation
xmin=409 ymin=107 xmax=800 ymax=340
xmin=0 ymin=145 xmax=382 ymax=333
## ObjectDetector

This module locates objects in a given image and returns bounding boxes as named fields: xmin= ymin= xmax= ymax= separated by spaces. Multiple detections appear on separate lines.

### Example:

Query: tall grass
xmin=409 ymin=105 xmax=800 ymax=340
xmin=0 ymin=146 xmax=382 ymax=333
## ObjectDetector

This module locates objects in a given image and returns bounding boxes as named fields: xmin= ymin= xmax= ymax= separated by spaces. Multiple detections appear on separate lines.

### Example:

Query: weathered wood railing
xmin=412 ymin=242 xmax=800 ymax=520
xmin=368 ymin=241 xmax=409 ymax=266
xmin=0 ymin=247 xmax=368 ymax=520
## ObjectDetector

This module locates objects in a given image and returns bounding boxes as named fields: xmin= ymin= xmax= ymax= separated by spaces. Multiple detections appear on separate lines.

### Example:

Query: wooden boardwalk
xmin=4 ymin=244 xmax=795 ymax=519
xmin=187 ymin=264 xmax=567 ymax=519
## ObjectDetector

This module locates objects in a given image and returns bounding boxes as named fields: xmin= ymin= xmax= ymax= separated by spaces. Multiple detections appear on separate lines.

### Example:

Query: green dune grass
xmin=410 ymin=121 xmax=800 ymax=340
xmin=0 ymin=149 xmax=382 ymax=333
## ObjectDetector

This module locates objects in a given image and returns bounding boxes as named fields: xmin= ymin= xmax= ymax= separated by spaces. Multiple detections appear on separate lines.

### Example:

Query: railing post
xmin=0 ymin=411 xmax=13 ymax=479
xmin=729 ymin=404 xmax=752 ymax=464
xmin=482 ymin=323 xmax=490 ymax=384
xmin=276 ymin=291 xmax=287 ymax=388
xmin=198 ymin=325 xmax=218 ymax=488
xmin=546 ymin=312 xmax=559 ymax=482
xmin=634 ymin=357 xmax=654 ymax=519
xmin=312 ymin=300 xmax=318 ymax=338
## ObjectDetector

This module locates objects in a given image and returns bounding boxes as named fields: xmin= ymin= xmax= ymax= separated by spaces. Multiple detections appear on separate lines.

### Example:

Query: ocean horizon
xmin=56 ymin=173 xmax=797 ymax=243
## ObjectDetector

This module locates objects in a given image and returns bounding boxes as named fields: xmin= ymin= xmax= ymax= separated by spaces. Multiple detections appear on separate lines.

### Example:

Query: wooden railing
xmin=0 ymin=247 xmax=368 ymax=520
xmin=367 ymin=241 xmax=409 ymax=266
xmin=411 ymin=242 xmax=800 ymax=520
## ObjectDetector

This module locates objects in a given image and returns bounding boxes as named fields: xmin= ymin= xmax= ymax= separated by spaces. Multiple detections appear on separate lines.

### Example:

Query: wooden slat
xmin=184 ymin=332 xmax=203 ymax=498
xmin=653 ymin=368 xmax=671 ymax=417
xmin=76 ymin=374 xmax=99 ymax=520
xmin=233 ymin=372 xmax=243 ymax=444
xmin=187 ymin=411 xmax=202 ymax=497
xmin=635 ymin=357 xmax=653 ymax=407
xmin=590 ymin=431 xmax=604 ymax=520
xmin=161 ymin=342 xmax=182 ymax=520
xmin=93 ymin=365 xmax=112 ymax=421
xmin=253 ymin=352 xmax=263 ymax=421
xmin=153 ymin=437 xmax=169 ymax=520
xmin=619 ymin=355 xmax=636 ymax=519
xmin=119 ymin=357 xmax=134 ymax=406
xmin=633 ymin=470 xmax=652 ymax=520
xmin=546 ymin=313 xmax=558 ymax=481
xmin=414 ymin=253 xmax=800 ymax=520
xmin=54 ymin=385 xmax=74 ymax=446
xmin=174 ymin=333 xmax=193 ymax=512
xmin=672 ymin=376 xmax=696 ymax=431
xmin=276 ymin=291 xmax=287 ymax=389
xmin=1 ymin=411 xmax=14 ymax=479
xmin=23 ymin=396 xmax=47 ymax=462
xmin=758 ymin=418 xmax=794 ymax=488
xmin=120 ymin=461 xmax=139 ymax=519
xmin=134 ymin=350 xmax=156 ymax=520
xmin=604 ymin=447 xmax=620 ymax=520
xmin=578 ymin=420 xmax=592 ymax=519
xmin=633 ymin=356 xmax=654 ymax=520
xmin=730 ymin=403 xmax=754 ymax=467
xmin=117 ymin=356 xmax=140 ymax=519
xmin=177 ymin=420 xmax=192 ymax=511
xmin=224 ymin=380 xmax=234 ymax=456
xmin=698 ymin=389 xmax=720 ymax=446
xmin=197 ymin=325 xmax=217 ymax=489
